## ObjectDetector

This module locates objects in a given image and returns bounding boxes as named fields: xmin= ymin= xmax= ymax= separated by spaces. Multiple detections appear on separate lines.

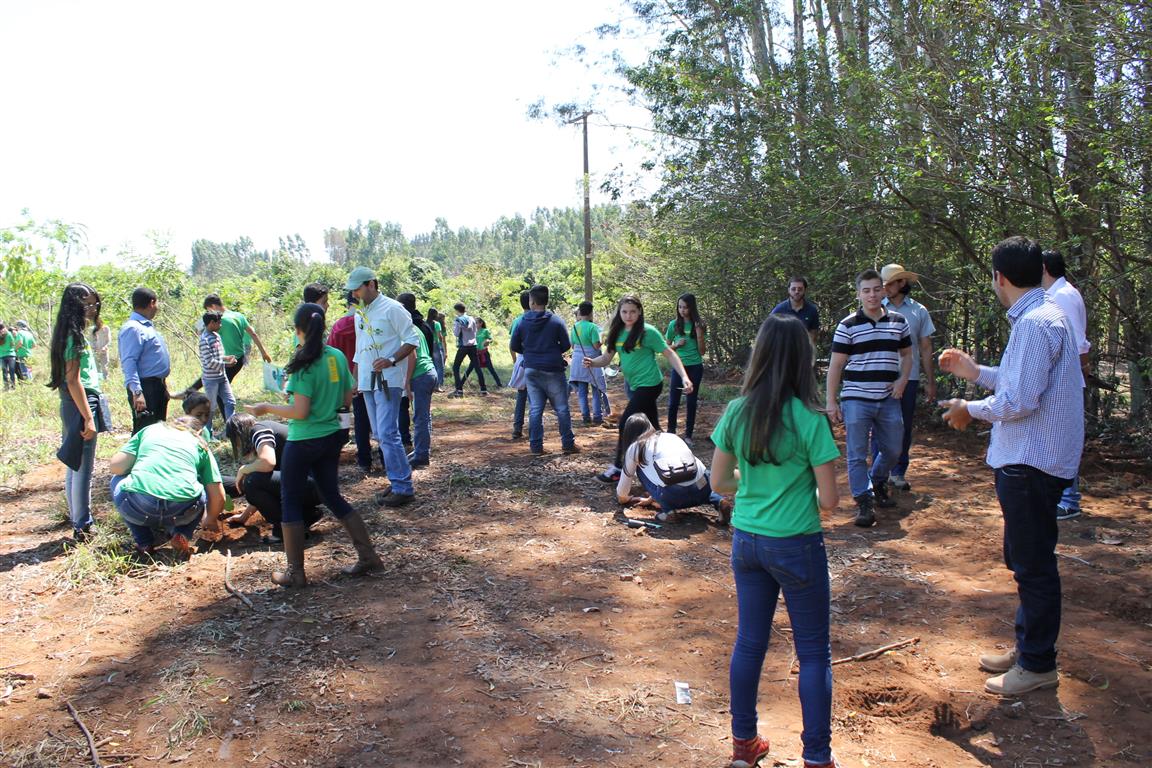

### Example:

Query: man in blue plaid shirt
xmin=938 ymin=236 xmax=1083 ymax=697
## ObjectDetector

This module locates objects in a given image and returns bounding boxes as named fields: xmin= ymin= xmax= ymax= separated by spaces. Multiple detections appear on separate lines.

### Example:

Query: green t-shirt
xmin=476 ymin=328 xmax=492 ymax=350
xmin=411 ymin=330 xmax=434 ymax=379
xmin=571 ymin=320 xmax=601 ymax=351
xmin=64 ymin=334 xmax=101 ymax=392
xmin=16 ymin=330 xmax=34 ymax=359
xmin=432 ymin=320 xmax=444 ymax=349
xmin=117 ymin=423 xmax=222 ymax=501
xmin=218 ymin=310 xmax=251 ymax=357
xmin=0 ymin=332 xmax=14 ymax=357
xmin=666 ymin=320 xmax=702 ymax=366
xmin=615 ymin=323 xmax=668 ymax=388
xmin=286 ymin=346 xmax=353 ymax=441
xmin=711 ymin=396 xmax=840 ymax=538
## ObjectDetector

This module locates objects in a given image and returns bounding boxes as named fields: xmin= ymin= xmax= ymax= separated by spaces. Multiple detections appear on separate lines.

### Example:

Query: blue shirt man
xmin=118 ymin=287 xmax=171 ymax=433
xmin=770 ymin=276 xmax=820 ymax=347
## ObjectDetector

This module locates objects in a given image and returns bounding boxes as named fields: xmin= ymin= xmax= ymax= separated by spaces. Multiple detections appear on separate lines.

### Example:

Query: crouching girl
xmin=615 ymin=413 xmax=732 ymax=524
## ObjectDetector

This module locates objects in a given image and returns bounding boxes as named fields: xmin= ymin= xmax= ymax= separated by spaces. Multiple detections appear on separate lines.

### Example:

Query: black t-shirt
xmin=252 ymin=420 xmax=288 ymax=468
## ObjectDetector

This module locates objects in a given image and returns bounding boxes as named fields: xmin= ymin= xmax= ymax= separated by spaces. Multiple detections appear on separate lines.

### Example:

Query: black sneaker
xmin=854 ymin=494 xmax=877 ymax=527
xmin=597 ymin=468 xmax=621 ymax=482
xmin=382 ymin=493 xmax=416 ymax=508
xmin=873 ymin=482 xmax=897 ymax=509
xmin=511 ymin=431 xmax=524 ymax=440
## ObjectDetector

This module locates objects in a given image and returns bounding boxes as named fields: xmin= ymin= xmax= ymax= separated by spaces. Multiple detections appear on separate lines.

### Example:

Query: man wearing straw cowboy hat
xmin=874 ymin=263 xmax=937 ymax=493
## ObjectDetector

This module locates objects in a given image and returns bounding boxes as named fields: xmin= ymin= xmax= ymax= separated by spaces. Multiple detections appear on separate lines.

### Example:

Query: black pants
xmin=463 ymin=350 xmax=503 ymax=388
xmin=222 ymin=470 xmax=322 ymax=537
xmin=191 ymin=356 xmax=245 ymax=415
xmin=352 ymin=392 xmax=374 ymax=470
xmin=613 ymin=382 xmax=663 ymax=468
xmin=668 ymin=363 xmax=704 ymax=438
xmin=995 ymin=464 xmax=1070 ymax=673
xmin=128 ymin=376 xmax=170 ymax=434
xmin=452 ymin=347 xmax=486 ymax=392
xmin=398 ymin=396 xmax=412 ymax=447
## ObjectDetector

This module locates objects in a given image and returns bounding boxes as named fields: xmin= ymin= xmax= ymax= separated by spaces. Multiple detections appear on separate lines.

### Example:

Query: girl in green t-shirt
xmin=246 ymin=303 xmax=381 ymax=588
xmin=48 ymin=282 xmax=110 ymax=540
xmin=0 ymin=323 xmax=18 ymax=390
xmin=461 ymin=318 xmax=503 ymax=388
xmin=584 ymin=294 xmax=695 ymax=483
xmin=708 ymin=314 xmax=841 ymax=768
xmin=665 ymin=293 xmax=707 ymax=443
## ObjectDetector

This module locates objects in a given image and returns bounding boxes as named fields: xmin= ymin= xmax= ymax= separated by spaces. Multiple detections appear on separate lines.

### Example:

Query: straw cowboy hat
xmin=880 ymin=264 xmax=920 ymax=284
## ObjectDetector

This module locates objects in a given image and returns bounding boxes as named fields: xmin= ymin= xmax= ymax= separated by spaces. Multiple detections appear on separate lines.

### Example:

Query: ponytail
xmin=285 ymin=303 xmax=327 ymax=375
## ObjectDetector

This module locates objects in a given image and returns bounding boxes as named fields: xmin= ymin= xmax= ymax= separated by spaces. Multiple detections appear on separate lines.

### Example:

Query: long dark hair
xmin=673 ymin=293 xmax=702 ymax=337
xmin=225 ymin=412 xmax=258 ymax=460
xmin=621 ymin=413 xmax=661 ymax=477
xmin=48 ymin=282 xmax=101 ymax=391
xmin=726 ymin=314 xmax=821 ymax=466
xmin=285 ymin=303 xmax=326 ymax=375
xmin=605 ymin=295 xmax=646 ymax=354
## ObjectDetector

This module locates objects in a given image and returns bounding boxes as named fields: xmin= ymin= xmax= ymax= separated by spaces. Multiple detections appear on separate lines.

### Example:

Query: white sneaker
xmin=889 ymin=475 xmax=911 ymax=491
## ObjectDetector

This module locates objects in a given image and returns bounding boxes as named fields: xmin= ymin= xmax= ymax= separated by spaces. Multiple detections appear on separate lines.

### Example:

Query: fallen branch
xmin=789 ymin=637 xmax=922 ymax=673
xmin=66 ymin=700 xmax=103 ymax=768
xmin=1057 ymin=552 xmax=1093 ymax=567
xmin=831 ymin=637 xmax=920 ymax=666
xmin=225 ymin=550 xmax=255 ymax=609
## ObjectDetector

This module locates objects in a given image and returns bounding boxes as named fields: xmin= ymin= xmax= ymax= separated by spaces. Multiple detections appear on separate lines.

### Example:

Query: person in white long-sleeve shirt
xmin=1041 ymin=250 xmax=1090 ymax=520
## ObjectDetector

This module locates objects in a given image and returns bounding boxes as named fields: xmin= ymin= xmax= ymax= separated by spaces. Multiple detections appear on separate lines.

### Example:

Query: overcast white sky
xmin=1 ymin=1 xmax=656 ymax=267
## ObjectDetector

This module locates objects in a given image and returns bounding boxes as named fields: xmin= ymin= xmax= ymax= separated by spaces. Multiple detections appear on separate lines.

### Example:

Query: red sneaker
xmin=730 ymin=735 xmax=770 ymax=768
xmin=169 ymin=533 xmax=193 ymax=556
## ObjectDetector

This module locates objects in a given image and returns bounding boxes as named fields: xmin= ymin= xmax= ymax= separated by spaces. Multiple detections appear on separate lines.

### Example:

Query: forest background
xmin=2 ymin=0 xmax=1149 ymax=453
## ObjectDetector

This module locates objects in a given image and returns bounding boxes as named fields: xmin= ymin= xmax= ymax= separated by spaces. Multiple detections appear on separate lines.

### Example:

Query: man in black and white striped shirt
xmin=826 ymin=269 xmax=912 ymax=527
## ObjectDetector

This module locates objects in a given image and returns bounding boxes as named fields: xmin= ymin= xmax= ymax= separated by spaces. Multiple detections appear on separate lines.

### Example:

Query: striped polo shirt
xmin=832 ymin=308 xmax=911 ymax=401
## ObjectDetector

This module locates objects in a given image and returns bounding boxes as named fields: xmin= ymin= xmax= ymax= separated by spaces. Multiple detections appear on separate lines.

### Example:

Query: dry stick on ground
xmin=789 ymin=637 xmax=922 ymax=675
xmin=831 ymin=637 xmax=921 ymax=666
xmin=65 ymin=700 xmax=103 ymax=768
xmin=224 ymin=549 xmax=255 ymax=609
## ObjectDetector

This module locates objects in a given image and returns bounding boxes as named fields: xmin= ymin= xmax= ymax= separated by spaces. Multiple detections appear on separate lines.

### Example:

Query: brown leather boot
xmin=270 ymin=524 xmax=307 ymax=587
xmin=340 ymin=512 xmax=383 ymax=576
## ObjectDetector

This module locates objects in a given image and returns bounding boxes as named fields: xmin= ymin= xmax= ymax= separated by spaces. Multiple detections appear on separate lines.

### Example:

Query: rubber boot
xmin=270 ymin=523 xmax=307 ymax=587
xmin=340 ymin=512 xmax=383 ymax=576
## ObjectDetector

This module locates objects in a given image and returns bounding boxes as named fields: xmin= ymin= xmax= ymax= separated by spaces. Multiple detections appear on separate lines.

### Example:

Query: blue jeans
xmin=572 ymin=381 xmax=610 ymax=422
xmin=1 ymin=356 xmax=16 ymax=389
xmin=668 ymin=363 xmax=704 ymax=438
xmin=513 ymin=388 xmax=528 ymax=436
xmin=637 ymin=472 xmax=722 ymax=513
xmin=730 ymin=530 xmax=832 ymax=764
xmin=66 ymin=435 xmax=98 ymax=532
xmin=525 ymin=368 xmax=576 ymax=451
xmin=995 ymin=464 xmax=1069 ymax=673
xmin=842 ymin=397 xmax=903 ymax=498
xmin=410 ymin=371 xmax=436 ymax=462
xmin=111 ymin=475 xmax=203 ymax=549
xmin=363 ymin=388 xmax=413 ymax=495
xmin=281 ymin=431 xmax=355 ymax=524
xmin=870 ymin=379 xmax=918 ymax=477
xmin=1059 ymin=476 xmax=1081 ymax=512
xmin=202 ymin=375 xmax=236 ymax=426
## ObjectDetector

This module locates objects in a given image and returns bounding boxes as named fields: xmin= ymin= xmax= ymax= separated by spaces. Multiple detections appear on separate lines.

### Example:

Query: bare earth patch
xmin=1 ymin=388 xmax=1149 ymax=767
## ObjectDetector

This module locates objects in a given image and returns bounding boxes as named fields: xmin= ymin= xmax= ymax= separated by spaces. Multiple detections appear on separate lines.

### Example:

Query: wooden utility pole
xmin=567 ymin=111 xmax=593 ymax=302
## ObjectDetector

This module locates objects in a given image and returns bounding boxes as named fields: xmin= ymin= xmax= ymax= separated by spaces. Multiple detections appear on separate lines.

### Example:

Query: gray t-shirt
xmin=884 ymin=296 xmax=935 ymax=380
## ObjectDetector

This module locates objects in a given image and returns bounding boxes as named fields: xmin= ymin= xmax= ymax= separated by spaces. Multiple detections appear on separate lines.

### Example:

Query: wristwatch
xmin=387 ymin=355 xmax=397 ymax=367
xmin=133 ymin=389 xmax=143 ymax=397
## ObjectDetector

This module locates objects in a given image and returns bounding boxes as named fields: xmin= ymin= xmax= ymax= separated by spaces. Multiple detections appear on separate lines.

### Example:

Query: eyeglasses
xmin=84 ymin=301 xmax=101 ymax=309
